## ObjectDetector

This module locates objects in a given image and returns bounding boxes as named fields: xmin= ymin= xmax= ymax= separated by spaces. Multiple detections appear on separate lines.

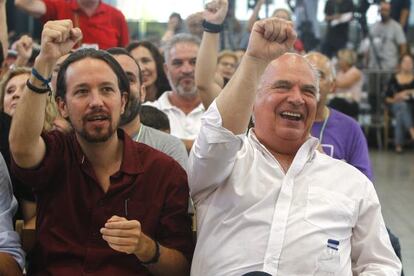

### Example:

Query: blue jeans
xmin=391 ymin=101 xmax=413 ymax=146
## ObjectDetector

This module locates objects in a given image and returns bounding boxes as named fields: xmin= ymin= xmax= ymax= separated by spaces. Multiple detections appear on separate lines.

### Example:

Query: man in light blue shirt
xmin=0 ymin=153 xmax=25 ymax=274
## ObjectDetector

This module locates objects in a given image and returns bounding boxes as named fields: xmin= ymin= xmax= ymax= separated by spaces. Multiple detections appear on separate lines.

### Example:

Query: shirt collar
xmin=72 ymin=129 xmax=143 ymax=175
xmin=70 ymin=0 xmax=106 ymax=15
xmin=157 ymin=91 xmax=205 ymax=113
xmin=248 ymin=130 xmax=319 ymax=176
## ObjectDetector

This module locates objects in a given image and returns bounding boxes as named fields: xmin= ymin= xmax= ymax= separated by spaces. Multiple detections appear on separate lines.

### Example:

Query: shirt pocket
xmin=305 ymin=186 xmax=356 ymax=239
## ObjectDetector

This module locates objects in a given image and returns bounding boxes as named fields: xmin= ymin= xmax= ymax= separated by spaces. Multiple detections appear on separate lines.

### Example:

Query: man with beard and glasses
xmin=9 ymin=20 xmax=193 ymax=275
xmin=107 ymin=47 xmax=188 ymax=170
xmin=146 ymin=34 xmax=204 ymax=152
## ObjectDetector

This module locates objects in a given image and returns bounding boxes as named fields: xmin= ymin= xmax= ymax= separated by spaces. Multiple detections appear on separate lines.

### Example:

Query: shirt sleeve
xmin=351 ymin=182 xmax=402 ymax=275
xmin=188 ymin=101 xmax=245 ymax=204
xmin=0 ymin=154 xmax=25 ymax=270
xmin=11 ymin=131 xmax=65 ymax=192
xmin=163 ymin=136 xmax=189 ymax=172
xmin=394 ymin=22 xmax=407 ymax=45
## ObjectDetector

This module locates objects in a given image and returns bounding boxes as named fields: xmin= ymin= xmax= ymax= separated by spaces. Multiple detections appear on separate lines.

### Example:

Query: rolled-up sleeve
xmin=188 ymin=101 xmax=245 ymax=204
xmin=0 ymin=154 xmax=25 ymax=270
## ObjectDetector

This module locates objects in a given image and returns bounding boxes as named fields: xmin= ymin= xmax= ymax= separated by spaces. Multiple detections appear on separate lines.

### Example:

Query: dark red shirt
xmin=12 ymin=129 xmax=193 ymax=275
xmin=41 ymin=0 xmax=129 ymax=49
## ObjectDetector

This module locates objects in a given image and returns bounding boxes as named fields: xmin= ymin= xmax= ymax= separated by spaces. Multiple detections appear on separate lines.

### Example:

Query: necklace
xmin=318 ymin=108 xmax=330 ymax=143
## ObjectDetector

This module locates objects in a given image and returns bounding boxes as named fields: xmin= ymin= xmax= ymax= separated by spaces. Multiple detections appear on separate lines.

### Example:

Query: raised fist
xmin=203 ymin=0 xmax=228 ymax=25
xmin=39 ymin=20 xmax=82 ymax=62
xmin=15 ymin=35 xmax=33 ymax=61
xmin=246 ymin=17 xmax=297 ymax=62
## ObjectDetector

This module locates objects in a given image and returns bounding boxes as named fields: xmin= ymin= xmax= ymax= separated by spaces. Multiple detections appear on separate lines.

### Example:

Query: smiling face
xmin=253 ymin=54 xmax=318 ymax=153
xmin=3 ymin=73 xmax=30 ymax=116
xmin=164 ymin=42 xmax=198 ymax=99
xmin=58 ymin=58 xmax=127 ymax=143
xmin=130 ymin=46 xmax=157 ymax=90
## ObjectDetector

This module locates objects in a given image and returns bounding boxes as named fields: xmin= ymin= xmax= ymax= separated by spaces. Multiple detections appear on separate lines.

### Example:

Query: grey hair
xmin=163 ymin=33 xmax=201 ymax=63
xmin=305 ymin=60 xmax=321 ymax=101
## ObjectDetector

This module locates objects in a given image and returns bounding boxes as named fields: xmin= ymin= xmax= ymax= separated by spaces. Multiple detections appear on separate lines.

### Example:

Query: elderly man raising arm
xmin=188 ymin=1 xmax=402 ymax=275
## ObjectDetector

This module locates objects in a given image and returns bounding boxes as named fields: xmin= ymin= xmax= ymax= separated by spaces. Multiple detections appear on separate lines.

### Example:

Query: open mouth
xmin=85 ymin=114 xmax=110 ymax=122
xmin=280 ymin=111 xmax=303 ymax=121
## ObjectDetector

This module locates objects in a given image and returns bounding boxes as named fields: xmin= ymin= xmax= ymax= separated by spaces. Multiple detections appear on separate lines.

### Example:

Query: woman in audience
xmin=126 ymin=41 xmax=171 ymax=102
xmin=329 ymin=48 xmax=363 ymax=120
xmin=0 ymin=67 xmax=31 ymax=116
xmin=216 ymin=50 xmax=238 ymax=83
xmin=385 ymin=53 xmax=414 ymax=153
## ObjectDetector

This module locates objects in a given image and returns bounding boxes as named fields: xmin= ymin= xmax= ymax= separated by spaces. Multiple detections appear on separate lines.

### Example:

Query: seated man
xmin=188 ymin=1 xmax=402 ymax=275
xmin=0 ymin=153 xmax=25 ymax=275
xmin=10 ymin=20 xmax=193 ymax=275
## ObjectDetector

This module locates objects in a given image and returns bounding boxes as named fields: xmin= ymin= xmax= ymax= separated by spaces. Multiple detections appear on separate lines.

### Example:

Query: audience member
xmin=368 ymin=1 xmax=407 ymax=70
xmin=146 ymin=33 xmax=204 ymax=152
xmin=10 ymin=20 xmax=193 ymax=275
xmin=140 ymin=105 xmax=171 ymax=133
xmin=188 ymin=5 xmax=401 ymax=275
xmin=14 ymin=0 xmax=129 ymax=49
xmin=246 ymin=2 xmax=304 ymax=54
xmin=126 ymin=41 xmax=171 ymax=102
xmin=0 ymin=67 xmax=30 ymax=116
xmin=185 ymin=12 xmax=204 ymax=39
xmin=322 ymin=0 xmax=354 ymax=58
xmin=107 ymin=47 xmax=188 ymax=170
xmin=390 ymin=0 xmax=411 ymax=32
xmin=217 ymin=50 xmax=237 ymax=81
xmin=329 ymin=48 xmax=363 ymax=120
xmin=0 ymin=153 xmax=25 ymax=275
xmin=385 ymin=53 xmax=414 ymax=153
xmin=293 ymin=0 xmax=320 ymax=51
xmin=161 ymin=12 xmax=185 ymax=43
xmin=307 ymin=52 xmax=373 ymax=181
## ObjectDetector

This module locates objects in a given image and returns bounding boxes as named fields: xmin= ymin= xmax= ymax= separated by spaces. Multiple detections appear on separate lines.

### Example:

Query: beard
xmin=120 ymin=94 xmax=142 ymax=126
xmin=168 ymin=75 xmax=198 ymax=99
xmin=72 ymin=109 xmax=118 ymax=143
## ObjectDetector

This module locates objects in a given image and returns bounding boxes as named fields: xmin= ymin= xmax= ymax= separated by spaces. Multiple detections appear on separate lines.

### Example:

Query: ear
xmin=121 ymin=92 xmax=128 ymax=114
xmin=56 ymin=97 xmax=69 ymax=119
xmin=140 ymin=85 xmax=146 ymax=102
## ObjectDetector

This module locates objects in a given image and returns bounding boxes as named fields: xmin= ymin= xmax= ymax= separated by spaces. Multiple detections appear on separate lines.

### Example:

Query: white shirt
xmin=188 ymin=101 xmax=401 ymax=276
xmin=146 ymin=92 xmax=204 ymax=140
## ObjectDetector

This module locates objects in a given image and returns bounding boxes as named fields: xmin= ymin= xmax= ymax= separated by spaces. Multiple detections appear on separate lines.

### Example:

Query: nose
xmin=181 ymin=61 xmax=194 ymax=74
xmin=287 ymin=86 xmax=305 ymax=106
xmin=88 ymin=90 xmax=104 ymax=108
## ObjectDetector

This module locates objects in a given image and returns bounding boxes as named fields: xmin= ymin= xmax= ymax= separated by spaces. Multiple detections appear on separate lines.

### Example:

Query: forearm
xmin=399 ymin=9 xmax=409 ymax=27
xmin=15 ymin=0 xmax=45 ymax=18
xmin=9 ymin=56 xmax=52 ymax=166
xmin=0 ymin=2 xmax=8 ymax=60
xmin=216 ymin=54 xmax=268 ymax=134
xmin=0 ymin=252 xmax=23 ymax=276
xmin=135 ymin=234 xmax=189 ymax=276
xmin=399 ymin=43 xmax=407 ymax=56
xmin=247 ymin=2 xmax=262 ymax=32
xmin=195 ymin=32 xmax=221 ymax=109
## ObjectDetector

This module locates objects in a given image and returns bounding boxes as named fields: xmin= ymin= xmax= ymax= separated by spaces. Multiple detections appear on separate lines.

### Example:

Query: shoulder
xmin=314 ymin=151 xmax=369 ymax=183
